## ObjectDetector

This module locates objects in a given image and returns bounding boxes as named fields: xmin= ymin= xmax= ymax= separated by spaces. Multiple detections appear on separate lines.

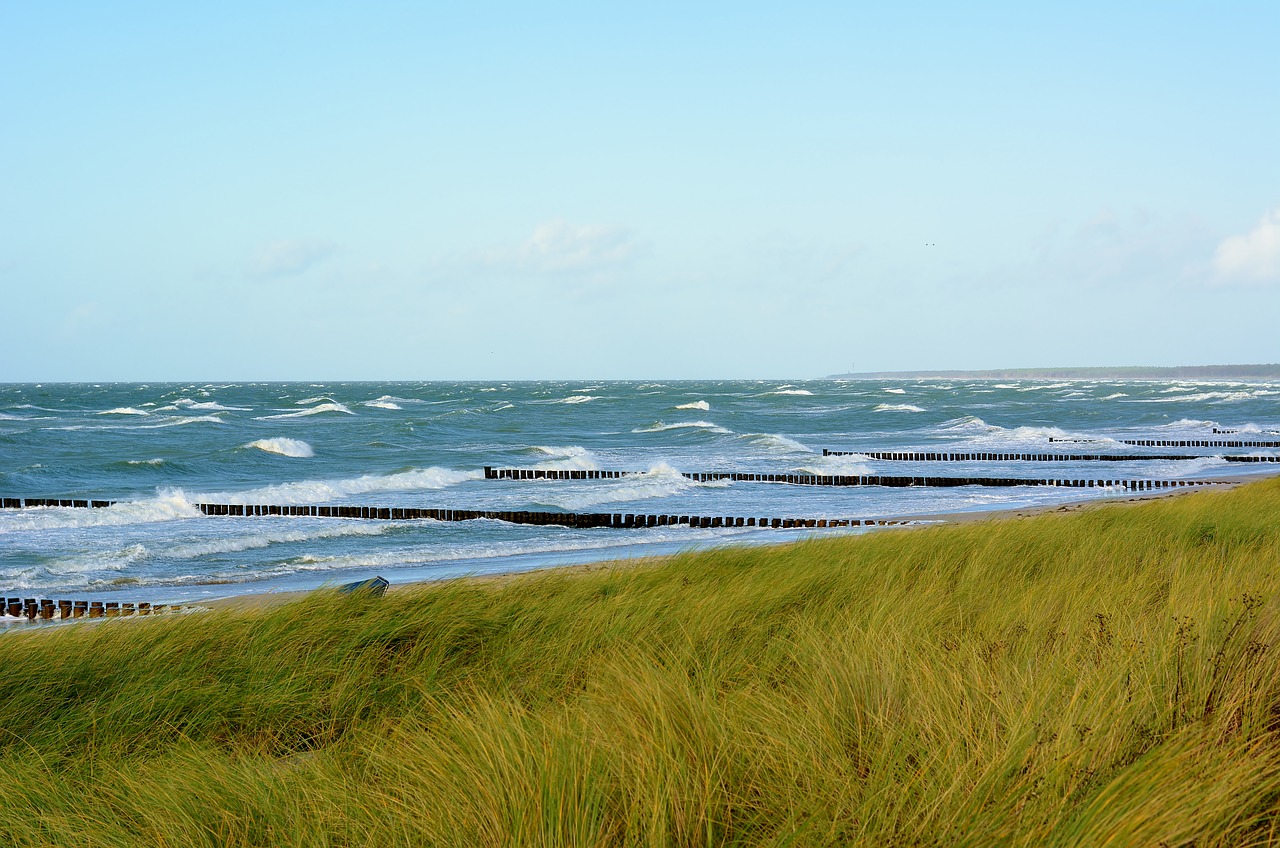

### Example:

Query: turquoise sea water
xmin=1 ymin=379 xmax=1277 ymax=604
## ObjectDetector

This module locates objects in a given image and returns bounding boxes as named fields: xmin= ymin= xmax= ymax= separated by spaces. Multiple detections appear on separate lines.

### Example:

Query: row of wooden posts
xmin=820 ymin=449 xmax=1280 ymax=463
xmin=1046 ymin=438 xmax=1280 ymax=449
xmin=480 ymin=467 xmax=1228 ymax=490
xmin=3 ymin=597 xmax=188 ymax=623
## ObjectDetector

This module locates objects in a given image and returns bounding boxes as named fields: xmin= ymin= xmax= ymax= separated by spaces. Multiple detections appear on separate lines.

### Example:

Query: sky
xmin=2 ymin=1 xmax=1278 ymax=381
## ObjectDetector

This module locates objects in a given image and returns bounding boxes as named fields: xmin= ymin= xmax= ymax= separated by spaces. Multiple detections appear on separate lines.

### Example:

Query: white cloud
xmin=248 ymin=239 xmax=337 ymax=277
xmin=1213 ymin=208 xmax=1280 ymax=285
xmin=489 ymin=220 xmax=638 ymax=274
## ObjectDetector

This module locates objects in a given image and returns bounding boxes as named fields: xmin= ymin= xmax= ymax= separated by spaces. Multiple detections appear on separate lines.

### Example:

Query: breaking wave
xmin=633 ymin=420 xmax=733 ymax=435
xmin=243 ymin=438 xmax=315 ymax=458
xmin=257 ymin=402 xmax=355 ymax=420
xmin=197 ymin=467 xmax=482 ymax=505
xmin=530 ymin=445 xmax=602 ymax=471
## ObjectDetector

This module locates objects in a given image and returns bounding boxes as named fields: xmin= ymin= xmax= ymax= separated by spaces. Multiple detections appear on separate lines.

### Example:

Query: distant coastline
xmin=828 ymin=364 xmax=1280 ymax=381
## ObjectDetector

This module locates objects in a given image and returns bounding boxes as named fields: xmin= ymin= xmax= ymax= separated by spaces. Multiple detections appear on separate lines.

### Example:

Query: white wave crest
xmin=362 ymin=396 xmax=403 ymax=410
xmin=796 ymin=455 xmax=874 ymax=476
xmin=532 ymin=463 xmax=722 ymax=511
xmin=1135 ymin=390 xmax=1275 ymax=404
xmin=875 ymin=403 xmax=926 ymax=413
xmin=198 ymin=467 xmax=482 ymax=505
xmin=244 ymin=438 xmax=315 ymax=458
xmin=1155 ymin=418 xmax=1217 ymax=430
xmin=633 ymin=420 xmax=733 ymax=435
xmin=167 ymin=521 xmax=393 ymax=559
xmin=742 ymin=433 xmax=814 ymax=454
xmin=0 ymin=489 xmax=200 ymax=534
xmin=257 ymin=402 xmax=355 ymax=420
xmin=97 ymin=407 xmax=149 ymax=416
xmin=554 ymin=395 xmax=599 ymax=404
xmin=175 ymin=399 xmax=251 ymax=411
xmin=675 ymin=400 xmax=711 ymax=410
xmin=1101 ymin=393 xmax=1127 ymax=400
xmin=125 ymin=458 xmax=166 ymax=466
xmin=765 ymin=389 xmax=814 ymax=396
xmin=53 ymin=415 xmax=225 ymax=432
xmin=530 ymin=445 xmax=601 ymax=471
xmin=938 ymin=416 xmax=995 ymax=433
xmin=883 ymin=388 xmax=907 ymax=394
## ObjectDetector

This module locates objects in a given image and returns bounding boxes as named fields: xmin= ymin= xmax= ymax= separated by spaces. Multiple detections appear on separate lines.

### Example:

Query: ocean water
xmin=1 ymin=379 xmax=1277 ymax=604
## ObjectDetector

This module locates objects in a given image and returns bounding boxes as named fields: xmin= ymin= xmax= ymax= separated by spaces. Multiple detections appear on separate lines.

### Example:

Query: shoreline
xmin=204 ymin=470 xmax=1278 ymax=612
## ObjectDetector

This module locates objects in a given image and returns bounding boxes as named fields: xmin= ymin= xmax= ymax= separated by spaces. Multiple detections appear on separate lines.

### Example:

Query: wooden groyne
xmin=3 ymin=597 xmax=190 ymax=623
xmin=1117 ymin=439 xmax=1280 ymax=448
xmin=479 ymin=468 xmax=1231 ymax=489
xmin=820 ymin=450 xmax=1279 ymax=463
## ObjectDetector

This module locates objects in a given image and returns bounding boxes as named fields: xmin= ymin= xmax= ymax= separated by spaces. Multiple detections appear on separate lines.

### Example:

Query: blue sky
xmin=2 ymin=1 xmax=1277 ymax=380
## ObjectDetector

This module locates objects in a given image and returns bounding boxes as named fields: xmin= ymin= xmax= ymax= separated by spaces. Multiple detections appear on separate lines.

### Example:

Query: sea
xmin=1 ymin=379 xmax=1277 ymax=606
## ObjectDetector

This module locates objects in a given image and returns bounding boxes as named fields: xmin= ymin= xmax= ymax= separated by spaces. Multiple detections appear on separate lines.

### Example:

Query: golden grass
xmin=1 ymin=479 xmax=1279 ymax=845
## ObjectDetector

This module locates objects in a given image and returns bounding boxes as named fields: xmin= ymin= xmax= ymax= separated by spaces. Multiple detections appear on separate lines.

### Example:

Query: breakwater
xmin=480 ymin=467 xmax=1229 ymax=489
xmin=1045 ymin=438 xmax=1280 ymax=448
xmin=820 ymin=450 xmax=1279 ymax=463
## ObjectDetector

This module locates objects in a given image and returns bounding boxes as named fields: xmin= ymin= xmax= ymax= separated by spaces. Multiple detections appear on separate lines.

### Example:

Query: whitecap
xmin=1101 ymin=393 xmax=1127 ymax=400
xmin=96 ymin=407 xmax=150 ymax=416
xmin=125 ymin=458 xmax=166 ymax=466
xmin=675 ymin=400 xmax=711 ymax=411
xmin=243 ymin=438 xmax=315 ymax=458
xmin=198 ymin=467 xmax=482 ymax=505
xmin=53 ymin=415 xmax=225 ymax=432
xmin=875 ymin=403 xmax=925 ymax=413
xmin=742 ymin=433 xmax=814 ymax=454
xmin=883 ymin=388 xmax=907 ymax=395
xmin=532 ymin=463 xmax=723 ymax=511
xmin=167 ymin=522 xmax=392 ymax=559
xmin=0 ymin=489 xmax=201 ymax=533
xmin=554 ymin=395 xmax=599 ymax=404
xmin=1133 ymin=391 xmax=1264 ymax=404
xmin=765 ymin=389 xmax=814 ymax=396
xmin=172 ymin=398 xmax=251 ymax=412
xmin=632 ymin=420 xmax=733 ymax=435
xmin=530 ymin=445 xmax=601 ymax=471
xmin=256 ymin=402 xmax=355 ymax=420
xmin=796 ymin=455 xmax=873 ymax=476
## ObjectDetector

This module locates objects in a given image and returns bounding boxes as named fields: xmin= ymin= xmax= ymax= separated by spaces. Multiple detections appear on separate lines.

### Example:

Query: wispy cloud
xmin=248 ymin=239 xmax=337 ymax=277
xmin=1213 ymin=208 xmax=1280 ymax=285
xmin=1028 ymin=208 xmax=1210 ymax=288
xmin=485 ymin=220 xmax=639 ymax=275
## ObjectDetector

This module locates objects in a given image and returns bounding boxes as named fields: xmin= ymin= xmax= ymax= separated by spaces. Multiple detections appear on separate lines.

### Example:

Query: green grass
xmin=2 ymin=479 xmax=1280 ymax=845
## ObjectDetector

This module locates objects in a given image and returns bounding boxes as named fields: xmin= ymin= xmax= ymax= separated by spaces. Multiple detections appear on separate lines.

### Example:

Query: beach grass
xmin=2 ymin=479 xmax=1279 ymax=845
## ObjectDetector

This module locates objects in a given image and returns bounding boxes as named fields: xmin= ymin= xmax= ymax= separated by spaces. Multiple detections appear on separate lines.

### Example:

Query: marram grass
xmin=2 ymin=479 xmax=1280 ymax=846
